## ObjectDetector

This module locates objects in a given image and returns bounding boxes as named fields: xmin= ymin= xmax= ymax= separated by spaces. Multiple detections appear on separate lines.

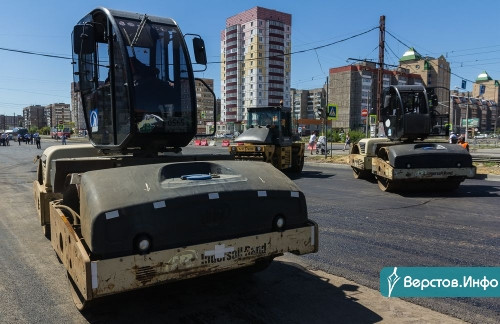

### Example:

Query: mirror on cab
xmin=192 ymin=37 xmax=207 ymax=65
xmin=430 ymin=94 xmax=438 ymax=108
xmin=185 ymin=34 xmax=207 ymax=71
xmin=73 ymin=24 xmax=95 ymax=55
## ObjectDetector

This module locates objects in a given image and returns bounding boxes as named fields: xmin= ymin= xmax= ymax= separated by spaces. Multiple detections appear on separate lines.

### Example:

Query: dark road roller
xmin=33 ymin=8 xmax=318 ymax=310
xmin=349 ymin=85 xmax=476 ymax=192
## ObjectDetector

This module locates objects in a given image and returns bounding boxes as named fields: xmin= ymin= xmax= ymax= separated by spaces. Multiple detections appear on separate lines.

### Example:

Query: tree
xmin=39 ymin=126 xmax=51 ymax=135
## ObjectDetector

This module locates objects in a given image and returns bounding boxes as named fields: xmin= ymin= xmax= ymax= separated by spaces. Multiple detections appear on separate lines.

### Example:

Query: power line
xmin=211 ymin=26 xmax=379 ymax=65
xmin=446 ymin=44 xmax=500 ymax=55
xmin=0 ymin=47 xmax=71 ymax=60
xmin=384 ymin=42 xmax=401 ymax=67
xmin=385 ymin=29 xmax=476 ymax=84
xmin=446 ymin=49 xmax=500 ymax=59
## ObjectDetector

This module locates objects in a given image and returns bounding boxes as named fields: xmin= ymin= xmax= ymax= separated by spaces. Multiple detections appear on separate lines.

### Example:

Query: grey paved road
xmin=0 ymin=140 xmax=498 ymax=323
xmin=291 ymin=163 xmax=500 ymax=323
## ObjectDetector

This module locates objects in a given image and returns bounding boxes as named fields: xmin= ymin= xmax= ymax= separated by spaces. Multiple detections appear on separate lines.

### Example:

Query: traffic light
xmin=316 ymin=108 xmax=325 ymax=119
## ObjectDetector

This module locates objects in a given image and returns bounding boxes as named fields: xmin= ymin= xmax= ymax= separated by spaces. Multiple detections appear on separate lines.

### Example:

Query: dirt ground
xmin=306 ymin=155 xmax=500 ymax=176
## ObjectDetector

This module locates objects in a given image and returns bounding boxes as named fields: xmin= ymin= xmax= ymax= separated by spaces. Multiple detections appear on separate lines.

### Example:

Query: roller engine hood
xmin=234 ymin=127 xmax=273 ymax=144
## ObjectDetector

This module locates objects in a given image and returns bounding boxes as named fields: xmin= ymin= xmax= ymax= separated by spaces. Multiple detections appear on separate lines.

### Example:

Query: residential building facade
xmin=451 ymin=93 xmax=498 ymax=136
xmin=290 ymin=87 xmax=326 ymax=133
xmin=46 ymin=103 xmax=71 ymax=128
xmin=398 ymin=47 xmax=451 ymax=113
xmin=23 ymin=105 xmax=47 ymax=129
xmin=71 ymin=82 xmax=86 ymax=131
xmin=328 ymin=62 xmax=424 ymax=131
xmin=195 ymin=78 xmax=216 ymax=134
xmin=0 ymin=114 xmax=23 ymax=131
xmin=221 ymin=6 xmax=292 ymax=133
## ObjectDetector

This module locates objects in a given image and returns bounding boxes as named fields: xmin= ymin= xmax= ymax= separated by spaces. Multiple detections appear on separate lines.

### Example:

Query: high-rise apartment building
xmin=221 ymin=7 xmax=292 ymax=132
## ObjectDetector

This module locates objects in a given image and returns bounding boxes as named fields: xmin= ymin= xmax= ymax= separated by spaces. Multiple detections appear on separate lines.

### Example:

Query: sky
xmin=1 ymin=0 xmax=500 ymax=116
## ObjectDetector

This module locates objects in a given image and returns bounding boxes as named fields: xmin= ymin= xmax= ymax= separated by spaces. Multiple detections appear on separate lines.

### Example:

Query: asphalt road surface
xmin=0 ymin=140 xmax=498 ymax=323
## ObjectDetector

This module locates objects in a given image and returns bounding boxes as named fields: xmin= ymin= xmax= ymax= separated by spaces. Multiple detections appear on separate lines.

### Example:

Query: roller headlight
xmin=256 ymin=146 xmax=262 ymax=152
xmin=457 ymin=162 xmax=461 ymax=167
xmin=273 ymin=215 xmax=286 ymax=231
xmin=135 ymin=235 xmax=152 ymax=254
xmin=406 ymin=163 xmax=411 ymax=169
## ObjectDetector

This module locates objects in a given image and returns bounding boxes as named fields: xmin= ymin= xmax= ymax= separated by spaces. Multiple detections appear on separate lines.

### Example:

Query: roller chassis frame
xmin=230 ymin=142 xmax=305 ymax=172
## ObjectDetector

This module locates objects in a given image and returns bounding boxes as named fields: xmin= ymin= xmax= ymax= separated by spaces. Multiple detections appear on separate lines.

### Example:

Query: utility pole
xmin=376 ymin=15 xmax=385 ymax=136
xmin=366 ymin=92 xmax=370 ymax=137
xmin=324 ymin=76 xmax=329 ymax=158
xmin=465 ymin=92 xmax=470 ymax=142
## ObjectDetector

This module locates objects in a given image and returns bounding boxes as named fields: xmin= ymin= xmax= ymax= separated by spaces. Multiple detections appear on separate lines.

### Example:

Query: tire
xmin=42 ymin=224 xmax=51 ymax=240
xmin=291 ymin=155 xmax=304 ymax=173
xmin=242 ymin=258 xmax=274 ymax=274
xmin=377 ymin=176 xmax=401 ymax=192
xmin=435 ymin=180 xmax=462 ymax=192
xmin=352 ymin=168 xmax=370 ymax=180
xmin=67 ymin=271 xmax=93 ymax=311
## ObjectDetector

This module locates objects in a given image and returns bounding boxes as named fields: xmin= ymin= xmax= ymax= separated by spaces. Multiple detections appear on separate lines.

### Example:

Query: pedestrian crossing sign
xmin=327 ymin=104 xmax=338 ymax=120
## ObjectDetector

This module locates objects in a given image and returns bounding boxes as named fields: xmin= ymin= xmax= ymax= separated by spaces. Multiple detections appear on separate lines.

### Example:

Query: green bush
xmin=348 ymin=130 xmax=366 ymax=143
xmin=323 ymin=129 xmax=367 ymax=143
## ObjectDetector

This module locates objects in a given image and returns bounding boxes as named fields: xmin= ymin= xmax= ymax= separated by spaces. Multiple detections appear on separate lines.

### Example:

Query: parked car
xmin=215 ymin=133 xmax=233 ymax=139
